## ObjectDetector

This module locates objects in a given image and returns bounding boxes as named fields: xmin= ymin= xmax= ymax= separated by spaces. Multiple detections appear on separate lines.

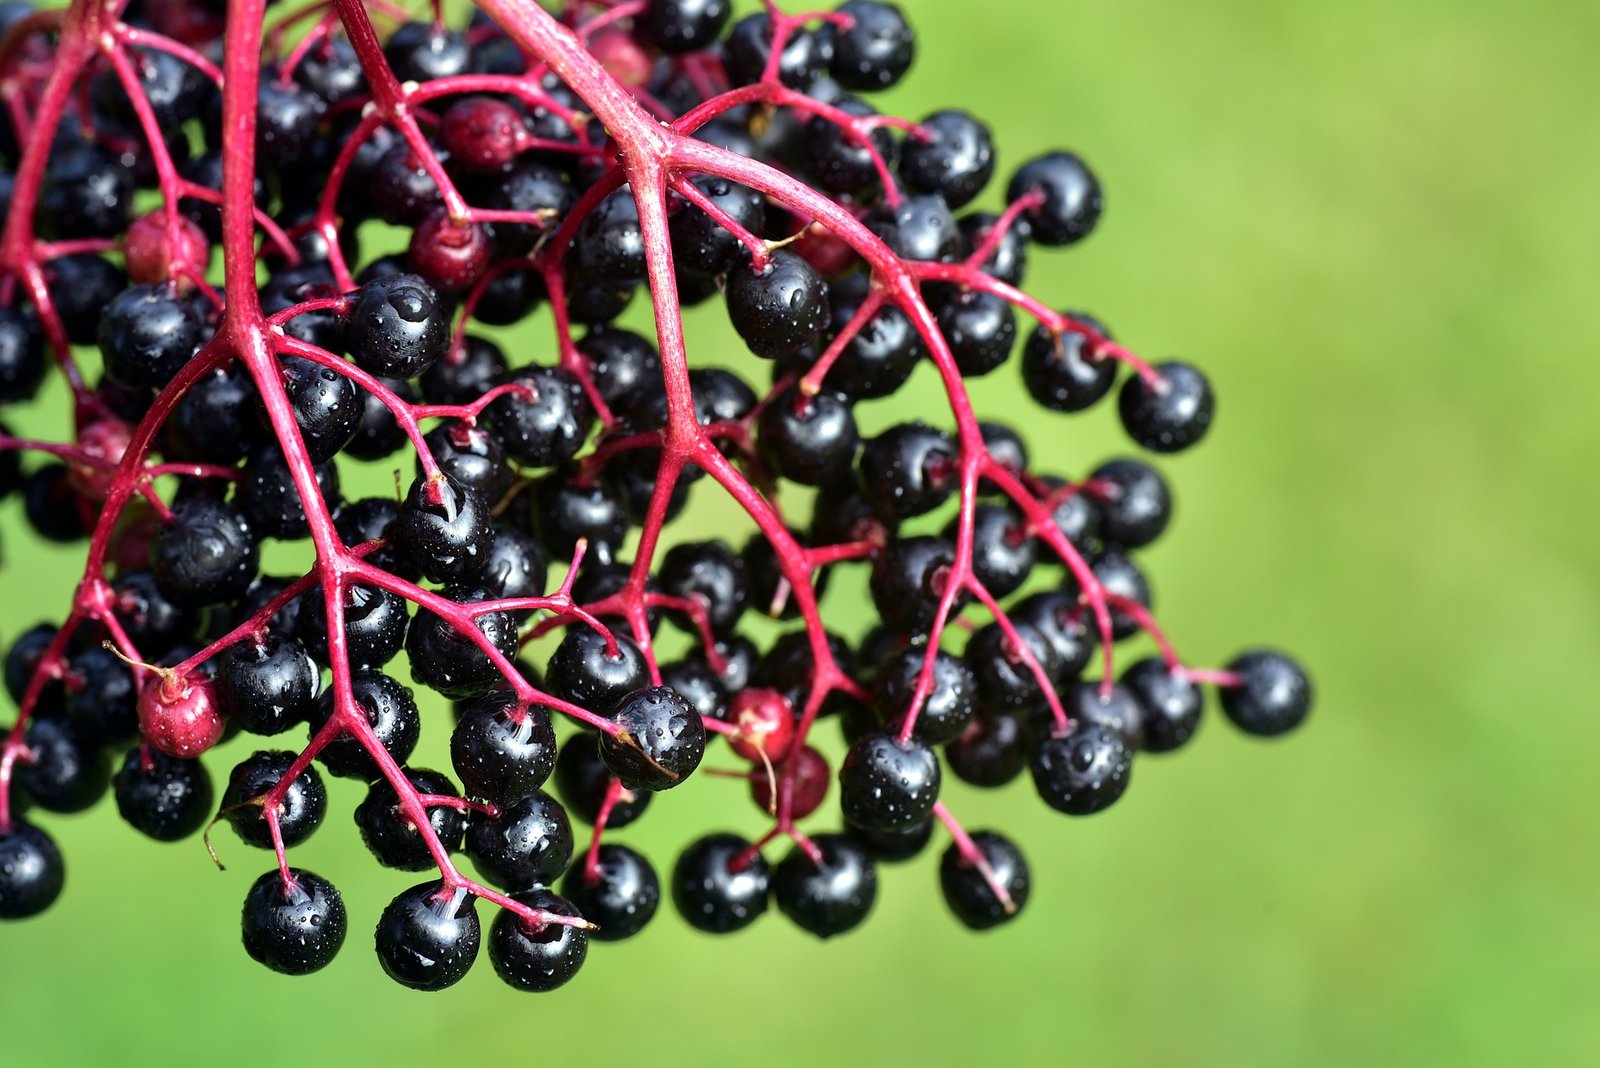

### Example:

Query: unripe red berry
xmin=124 ymin=212 xmax=209 ymax=284
xmin=592 ymin=29 xmax=653 ymax=88
xmin=408 ymin=210 xmax=491 ymax=294
xmin=138 ymin=672 xmax=226 ymax=758
xmin=440 ymin=98 xmax=525 ymax=174
xmin=67 ymin=417 xmax=133 ymax=497
xmin=727 ymin=687 xmax=797 ymax=764
xmin=751 ymin=745 xmax=829 ymax=819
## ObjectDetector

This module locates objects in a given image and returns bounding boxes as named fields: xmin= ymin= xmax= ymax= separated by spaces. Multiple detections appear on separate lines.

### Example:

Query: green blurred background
xmin=3 ymin=0 xmax=1598 ymax=1064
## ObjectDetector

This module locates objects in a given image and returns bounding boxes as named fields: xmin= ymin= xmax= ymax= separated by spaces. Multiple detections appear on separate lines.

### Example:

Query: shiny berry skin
xmin=346 ymin=273 xmax=451 ymax=378
xmin=773 ymin=833 xmax=877 ymax=939
xmin=661 ymin=657 xmax=728 ymax=724
xmin=240 ymin=868 xmax=347 ymax=975
xmin=406 ymin=585 xmax=518 ymax=700
xmin=137 ymin=673 xmax=226 ymax=759
xmin=545 ymin=628 xmax=649 ymax=714
xmin=671 ymin=175 xmax=766 ymax=276
xmin=465 ymin=790 xmax=573 ymax=890
xmin=480 ymin=527 xmax=549 ymax=615
xmin=639 ymin=0 xmax=731 ymax=53
xmin=408 ymin=210 xmax=492 ymax=294
xmin=866 ymin=193 xmax=962 ymax=263
xmin=1031 ymin=722 xmax=1132 ymax=815
xmin=255 ymin=80 xmax=325 ymax=169
xmin=277 ymin=355 xmax=363 ymax=464
xmin=870 ymin=535 xmax=961 ymax=634
xmin=726 ymin=250 xmax=830 ymax=359
xmin=1063 ymin=680 xmax=1145 ymax=748
xmin=1089 ymin=457 xmax=1171 ymax=549
xmin=308 ymin=671 xmax=421 ymax=780
xmin=17 ymin=716 xmax=110 ymax=814
xmin=39 ymin=144 xmax=132 ymax=239
xmin=483 ymin=161 xmax=574 ymax=257
xmin=946 ymin=712 xmax=1029 ymax=788
xmin=354 ymin=769 xmax=466 ymax=871
xmin=1122 ymin=658 xmax=1203 ymax=753
xmin=936 ymin=288 xmax=1016 ymax=377
xmin=297 ymin=582 xmax=410 ymax=669
xmin=374 ymin=881 xmax=480 ymax=991
xmin=900 ymin=109 xmax=994 ymax=208
xmin=874 ymin=647 xmax=977 ymax=745
xmin=394 ymin=474 xmax=494 ymax=585
xmin=44 ymin=253 xmax=125 ymax=346
xmin=815 ymin=299 xmax=923 ymax=399
xmin=383 ymin=21 xmax=471 ymax=81
xmin=221 ymin=750 xmax=327 ymax=849
xmin=451 ymin=692 xmax=558 ymax=807
xmin=0 ymin=307 xmax=45 ymax=403
xmin=236 ymin=447 xmax=339 ymax=541
xmin=939 ymin=830 xmax=1029 ymax=930
xmin=0 ymin=823 xmax=65 ymax=920
xmin=98 ymin=284 xmax=209 ymax=389
xmin=1220 ymin=650 xmax=1312 ymax=736
xmin=113 ymin=748 xmax=213 ymax=841
xmin=169 ymin=362 xmax=261 ymax=464
xmin=658 ymin=539 xmax=751 ymax=636
xmin=726 ymin=687 xmax=797 ymax=764
xmin=848 ymin=818 xmax=933 ymax=863
xmin=830 ymin=2 xmax=915 ymax=91
xmin=217 ymin=636 xmax=318 ymax=737
xmin=63 ymin=646 xmax=138 ymax=746
xmin=759 ymin=387 xmax=860 ymax=487
xmin=1008 ymin=150 xmax=1103 ymax=246
xmin=859 ymin=421 xmax=957 ymax=521
xmin=560 ymin=844 xmax=659 ymax=941
xmin=838 ymin=731 xmax=941 ymax=831
xmin=488 ymin=366 xmax=594 ymax=468
xmin=533 ymin=473 xmax=629 ymax=562
xmin=1021 ymin=319 xmax=1115 ymax=413
xmin=440 ymin=96 xmax=524 ymax=173
xmin=600 ymin=686 xmax=706 ymax=791
xmin=1086 ymin=548 xmax=1153 ymax=641
xmin=371 ymin=143 xmax=443 ymax=225
xmin=959 ymin=211 xmax=1029 ymax=287
xmin=1119 ymin=361 xmax=1215 ymax=453
xmin=554 ymin=741 xmax=652 ymax=828
xmin=424 ymin=422 xmax=513 ymax=502
xmin=489 ymin=888 xmax=588 ymax=992
xmin=672 ymin=832 xmax=770 ymax=933
xmin=419 ymin=336 xmax=506 ymax=407
xmin=804 ymin=96 xmax=897 ymax=197
xmin=723 ymin=13 xmax=832 ymax=90
xmin=960 ymin=502 xmax=1035 ymax=598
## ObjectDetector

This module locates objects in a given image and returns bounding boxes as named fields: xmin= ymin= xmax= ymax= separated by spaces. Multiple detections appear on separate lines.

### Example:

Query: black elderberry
xmin=255 ymin=80 xmax=325 ymax=170
xmin=936 ymin=288 xmax=1016 ymax=376
xmin=419 ymin=336 xmax=507 ymax=407
xmin=333 ymin=497 xmax=417 ymax=581
xmin=865 ymin=193 xmax=962 ymax=262
xmin=1083 ymin=549 xmax=1152 ymax=641
xmin=726 ymin=250 xmax=831 ymax=359
xmin=639 ymin=0 xmax=731 ymax=53
xmin=113 ymin=568 xmax=196 ymax=658
xmin=900 ymin=109 xmax=994 ymax=208
xmin=1063 ymin=680 xmax=1145 ymax=748
xmin=658 ymin=539 xmax=751 ymax=635
xmin=0 ymin=822 xmax=65 ymax=920
xmin=859 ymin=421 xmax=957 ymax=522
xmin=297 ymin=582 xmax=409 ymax=669
xmin=406 ymin=585 xmax=519 ymax=699
xmin=723 ymin=13 xmax=833 ymax=90
xmin=465 ymin=789 xmax=573 ymax=890
xmin=874 ymin=647 xmax=977 ymax=745
xmin=236 ymin=447 xmax=340 ymax=541
xmin=803 ymin=96 xmax=898 ymax=197
xmin=63 ymin=646 xmax=138 ymax=746
xmin=672 ymin=832 xmax=770 ymax=933
xmin=488 ymin=889 xmax=589 ymax=992
xmin=1021 ymin=319 xmax=1116 ymax=413
xmin=98 ymin=284 xmax=210 ymax=389
xmin=574 ymin=188 xmax=646 ymax=285
xmin=394 ymin=473 xmax=495 ymax=585
xmin=759 ymin=387 xmax=860 ymax=487
xmin=1031 ymin=723 xmax=1132 ymax=815
xmin=544 ymin=627 xmax=649 ymax=715
xmin=307 ymin=671 xmax=421 ymax=781
xmin=346 ymin=273 xmax=451 ymax=379
xmin=829 ymin=1 xmax=915 ymax=91
xmin=375 ymin=881 xmax=480 ymax=991
xmin=1088 ymin=457 xmax=1171 ymax=549
xmin=670 ymin=175 xmax=767 ymax=276
xmin=659 ymin=657 xmax=729 ymax=723
xmin=1220 ymin=650 xmax=1312 ymax=736
xmin=1008 ymin=150 xmax=1103 ymax=246
xmin=488 ymin=366 xmax=594 ymax=468
xmin=1119 ymin=361 xmax=1215 ymax=453
xmin=600 ymin=686 xmax=706 ymax=791
xmin=533 ymin=473 xmax=629 ymax=562
xmin=773 ymin=833 xmax=877 ymax=939
xmin=960 ymin=502 xmax=1035 ymax=598
xmin=561 ymin=843 xmax=659 ymax=942
xmin=241 ymin=868 xmax=346 ymax=975
xmin=848 ymin=818 xmax=934 ymax=863
xmin=423 ymin=423 xmax=514 ymax=503
xmin=811 ymin=298 xmax=925 ymax=399
xmin=452 ymin=692 xmax=558 ymax=808
xmin=870 ymin=535 xmax=962 ymax=634
xmin=16 ymin=716 xmax=110 ymax=814
xmin=355 ymin=768 xmax=466 ymax=871
xmin=959 ymin=212 xmax=1029 ymax=287
xmin=838 ymin=731 xmax=941 ymax=832
xmin=946 ymin=713 xmax=1029 ymax=788
xmin=44 ymin=253 xmax=125 ymax=346
xmin=113 ymin=747 xmax=214 ymax=842
xmin=554 ymin=741 xmax=652 ymax=829
xmin=277 ymin=355 xmax=363 ymax=464
xmin=1122 ymin=658 xmax=1204 ymax=752
xmin=939 ymin=831 xmax=1030 ymax=930
xmin=218 ymin=636 xmax=319 ymax=737
xmin=169 ymin=362 xmax=262 ymax=464
xmin=384 ymin=21 xmax=472 ymax=82
xmin=0 ymin=307 xmax=45 ymax=403
xmin=221 ymin=750 xmax=327 ymax=849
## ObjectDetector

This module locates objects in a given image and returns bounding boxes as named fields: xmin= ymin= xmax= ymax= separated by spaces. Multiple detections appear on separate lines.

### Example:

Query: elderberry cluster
xmin=0 ymin=0 xmax=1311 ymax=991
